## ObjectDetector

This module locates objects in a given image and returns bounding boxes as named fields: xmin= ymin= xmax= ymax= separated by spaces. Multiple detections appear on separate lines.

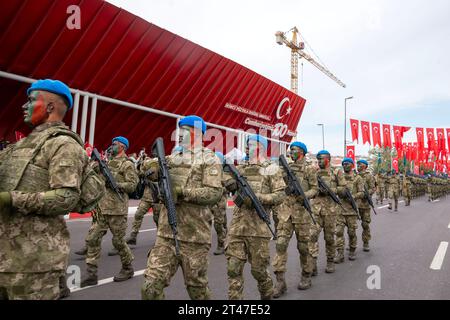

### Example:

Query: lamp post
xmin=317 ymin=123 xmax=325 ymax=150
xmin=344 ymin=96 xmax=354 ymax=156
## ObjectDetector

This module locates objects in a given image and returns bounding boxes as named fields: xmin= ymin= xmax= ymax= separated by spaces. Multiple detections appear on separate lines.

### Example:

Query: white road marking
xmin=139 ymin=228 xmax=157 ymax=233
xmin=448 ymin=222 xmax=450 ymax=229
xmin=377 ymin=205 xmax=389 ymax=209
xmin=431 ymin=199 xmax=440 ymax=203
xmin=430 ymin=242 xmax=448 ymax=270
xmin=70 ymin=269 xmax=146 ymax=293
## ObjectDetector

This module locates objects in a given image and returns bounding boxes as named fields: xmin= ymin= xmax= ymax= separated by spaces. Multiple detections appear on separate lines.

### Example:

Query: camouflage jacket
xmin=227 ymin=160 xmax=286 ymax=238
xmin=342 ymin=171 xmax=364 ymax=215
xmin=358 ymin=171 xmax=376 ymax=209
xmin=0 ymin=121 xmax=87 ymax=273
xmin=98 ymin=156 xmax=138 ymax=215
xmin=386 ymin=175 xmax=401 ymax=192
xmin=157 ymin=146 xmax=222 ymax=244
xmin=275 ymin=157 xmax=318 ymax=223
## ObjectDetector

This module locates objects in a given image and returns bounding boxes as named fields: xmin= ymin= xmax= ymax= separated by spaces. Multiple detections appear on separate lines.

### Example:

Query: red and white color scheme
xmin=350 ymin=119 xmax=359 ymax=143
xmin=0 ymin=0 xmax=306 ymax=156
xmin=416 ymin=127 xmax=425 ymax=152
xmin=371 ymin=122 xmax=381 ymax=147
xmin=382 ymin=124 xmax=392 ymax=148
xmin=426 ymin=128 xmax=436 ymax=152
xmin=392 ymin=157 xmax=399 ymax=173
xmin=346 ymin=145 xmax=356 ymax=162
xmin=360 ymin=121 xmax=371 ymax=145
xmin=14 ymin=131 xmax=26 ymax=142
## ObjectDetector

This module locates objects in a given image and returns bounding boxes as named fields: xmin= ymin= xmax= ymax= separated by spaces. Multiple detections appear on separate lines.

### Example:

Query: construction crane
xmin=275 ymin=27 xmax=346 ymax=93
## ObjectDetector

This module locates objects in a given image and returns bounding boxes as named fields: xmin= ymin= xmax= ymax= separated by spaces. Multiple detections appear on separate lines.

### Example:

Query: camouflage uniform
xmin=272 ymin=157 xmax=317 ymax=296
xmin=85 ymin=156 xmax=138 ymax=270
xmin=226 ymin=160 xmax=285 ymax=300
xmin=375 ymin=173 xmax=386 ymax=205
xmin=310 ymin=167 xmax=346 ymax=273
xmin=141 ymin=147 xmax=222 ymax=300
xmin=335 ymin=171 xmax=364 ymax=261
xmin=387 ymin=174 xmax=401 ymax=210
xmin=403 ymin=176 xmax=412 ymax=206
xmin=210 ymin=191 xmax=228 ymax=254
xmin=358 ymin=171 xmax=376 ymax=248
xmin=0 ymin=122 xmax=87 ymax=300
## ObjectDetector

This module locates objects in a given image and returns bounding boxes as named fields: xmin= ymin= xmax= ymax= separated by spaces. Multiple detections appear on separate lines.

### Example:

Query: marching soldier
xmin=81 ymin=136 xmax=139 ymax=287
xmin=272 ymin=141 xmax=317 ymax=298
xmin=310 ymin=150 xmax=347 ymax=274
xmin=335 ymin=158 xmax=364 ymax=262
xmin=375 ymin=171 xmax=386 ymax=205
xmin=141 ymin=115 xmax=223 ymax=300
xmin=387 ymin=170 xmax=401 ymax=211
xmin=403 ymin=173 xmax=412 ymax=206
xmin=357 ymin=159 xmax=376 ymax=252
xmin=0 ymin=79 xmax=88 ymax=299
xmin=225 ymin=134 xmax=285 ymax=300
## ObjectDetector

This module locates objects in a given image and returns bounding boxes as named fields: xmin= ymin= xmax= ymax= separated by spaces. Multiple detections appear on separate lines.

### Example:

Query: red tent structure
xmin=0 ymin=0 xmax=307 ymax=156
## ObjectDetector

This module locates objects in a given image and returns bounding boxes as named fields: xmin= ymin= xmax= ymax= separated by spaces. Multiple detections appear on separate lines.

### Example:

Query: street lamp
xmin=344 ymin=96 xmax=354 ymax=156
xmin=317 ymin=123 xmax=325 ymax=150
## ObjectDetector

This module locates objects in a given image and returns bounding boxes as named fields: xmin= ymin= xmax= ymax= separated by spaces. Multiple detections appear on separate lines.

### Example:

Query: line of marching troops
xmin=2 ymin=79 xmax=450 ymax=300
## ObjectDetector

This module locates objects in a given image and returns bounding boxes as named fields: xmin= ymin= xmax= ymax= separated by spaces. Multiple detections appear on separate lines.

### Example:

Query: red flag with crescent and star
xmin=346 ymin=145 xmax=356 ymax=162
xmin=416 ymin=127 xmax=424 ymax=152
xmin=393 ymin=125 xmax=404 ymax=151
xmin=361 ymin=121 xmax=371 ymax=145
xmin=426 ymin=128 xmax=435 ymax=151
xmin=392 ymin=157 xmax=399 ymax=173
xmin=382 ymin=124 xmax=392 ymax=148
xmin=350 ymin=119 xmax=359 ymax=143
xmin=436 ymin=128 xmax=446 ymax=157
xmin=371 ymin=122 xmax=381 ymax=147
xmin=446 ymin=128 xmax=450 ymax=151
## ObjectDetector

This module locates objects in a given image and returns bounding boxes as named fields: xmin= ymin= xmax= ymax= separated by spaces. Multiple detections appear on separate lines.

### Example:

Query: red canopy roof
xmin=0 ymin=0 xmax=306 ymax=154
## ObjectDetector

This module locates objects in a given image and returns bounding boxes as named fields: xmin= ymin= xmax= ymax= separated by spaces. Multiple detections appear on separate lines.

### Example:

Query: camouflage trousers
xmin=226 ymin=235 xmax=273 ymax=300
xmin=377 ymin=187 xmax=385 ymax=203
xmin=142 ymin=236 xmax=211 ymax=300
xmin=310 ymin=212 xmax=336 ymax=262
xmin=211 ymin=205 xmax=227 ymax=247
xmin=335 ymin=214 xmax=358 ymax=252
xmin=85 ymin=213 xmax=134 ymax=267
xmin=130 ymin=200 xmax=162 ymax=236
xmin=359 ymin=208 xmax=371 ymax=244
xmin=388 ymin=189 xmax=399 ymax=207
xmin=404 ymin=188 xmax=411 ymax=204
xmin=272 ymin=216 xmax=312 ymax=276
xmin=0 ymin=271 xmax=61 ymax=300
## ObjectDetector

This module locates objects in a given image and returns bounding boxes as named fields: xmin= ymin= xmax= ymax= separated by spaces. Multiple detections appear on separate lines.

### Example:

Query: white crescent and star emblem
xmin=276 ymin=97 xmax=292 ymax=120
xmin=374 ymin=127 xmax=379 ymax=133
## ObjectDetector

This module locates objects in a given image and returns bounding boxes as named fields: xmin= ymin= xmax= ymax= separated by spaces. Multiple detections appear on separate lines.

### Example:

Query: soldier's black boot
xmin=58 ymin=275 xmax=70 ymax=299
xmin=213 ymin=243 xmax=225 ymax=255
xmin=126 ymin=232 xmax=137 ymax=246
xmin=273 ymin=272 xmax=287 ymax=298
xmin=394 ymin=201 xmax=398 ymax=212
xmin=363 ymin=242 xmax=370 ymax=252
xmin=325 ymin=260 xmax=335 ymax=273
xmin=74 ymin=246 xmax=87 ymax=256
xmin=113 ymin=264 xmax=134 ymax=282
xmin=388 ymin=203 xmax=392 ymax=210
xmin=348 ymin=249 xmax=356 ymax=261
xmin=334 ymin=250 xmax=344 ymax=264
xmin=80 ymin=264 xmax=98 ymax=287
xmin=297 ymin=274 xmax=312 ymax=290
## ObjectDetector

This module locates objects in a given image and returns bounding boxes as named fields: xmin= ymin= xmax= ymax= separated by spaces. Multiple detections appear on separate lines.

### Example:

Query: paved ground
xmin=64 ymin=196 xmax=450 ymax=300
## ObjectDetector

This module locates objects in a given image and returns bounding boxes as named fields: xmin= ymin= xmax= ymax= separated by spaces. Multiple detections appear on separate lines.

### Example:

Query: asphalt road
xmin=65 ymin=196 xmax=450 ymax=300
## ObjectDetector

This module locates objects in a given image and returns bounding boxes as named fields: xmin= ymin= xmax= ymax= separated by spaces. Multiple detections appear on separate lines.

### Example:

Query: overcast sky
xmin=108 ymin=0 xmax=450 ymax=156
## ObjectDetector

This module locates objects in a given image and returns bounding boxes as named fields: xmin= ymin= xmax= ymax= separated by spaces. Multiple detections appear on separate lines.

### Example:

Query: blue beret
xmin=290 ymin=141 xmax=307 ymax=154
xmin=342 ymin=157 xmax=354 ymax=165
xmin=179 ymin=115 xmax=207 ymax=134
xmin=112 ymin=136 xmax=129 ymax=149
xmin=316 ymin=150 xmax=330 ymax=158
xmin=215 ymin=151 xmax=225 ymax=164
xmin=357 ymin=159 xmax=369 ymax=166
xmin=247 ymin=134 xmax=268 ymax=149
xmin=27 ymin=79 xmax=73 ymax=109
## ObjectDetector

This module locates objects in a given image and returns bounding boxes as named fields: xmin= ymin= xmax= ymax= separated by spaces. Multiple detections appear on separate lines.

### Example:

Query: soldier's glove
xmin=0 ymin=192 xmax=12 ymax=213
xmin=171 ymin=185 xmax=184 ymax=203
xmin=256 ymin=193 xmax=274 ymax=206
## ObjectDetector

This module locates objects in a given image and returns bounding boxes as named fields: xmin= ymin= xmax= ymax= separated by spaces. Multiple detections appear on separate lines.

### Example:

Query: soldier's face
xmin=358 ymin=163 xmax=367 ymax=172
xmin=290 ymin=146 xmax=304 ymax=161
xmin=179 ymin=126 xmax=202 ymax=149
xmin=342 ymin=162 xmax=353 ymax=173
xmin=23 ymin=91 xmax=49 ymax=127
xmin=317 ymin=155 xmax=330 ymax=169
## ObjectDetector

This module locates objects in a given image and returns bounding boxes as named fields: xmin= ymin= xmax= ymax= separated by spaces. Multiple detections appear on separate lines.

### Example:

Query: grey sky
xmin=108 ymin=0 xmax=450 ymax=156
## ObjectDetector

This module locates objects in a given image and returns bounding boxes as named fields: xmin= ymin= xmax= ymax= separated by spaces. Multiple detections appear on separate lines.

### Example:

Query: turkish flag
xmin=382 ymin=124 xmax=392 ymax=148
xmin=392 ymin=157 xmax=399 ymax=173
xmin=15 ymin=131 xmax=26 ymax=141
xmin=426 ymin=128 xmax=435 ymax=151
xmin=401 ymin=126 xmax=411 ymax=138
xmin=416 ymin=127 xmax=424 ymax=149
xmin=446 ymin=129 xmax=450 ymax=151
xmin=346 ymin=145 xmax=355 ymax=162
xmin=393 ymin=125 xmax=404 ymax=151
xmin=350 ymin=119 xmax=359 ymax=143
xmin=436 ymin=128 xmax=446 ymax=155
xmin=361 ymin=121 xmax=371 ymax=145
xmin=371 ymin=122 xmax=381 ymax=147
xmin=412 ymin=142 xmax=418 ymax=162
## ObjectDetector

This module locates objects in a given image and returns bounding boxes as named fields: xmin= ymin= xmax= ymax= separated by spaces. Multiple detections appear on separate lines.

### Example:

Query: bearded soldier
xmin=357 ymin=159 xmax=376 ymax=252
xmin=225 ymin=134 xmax=285 ymax=300
xmin=141 ymin=115 xmax=222 ymax=300
xmin=0 ymin=79 xmax=87 ymax=299
xmin=272 ymin=141 xmax=317 ymax=298
xmin=335 ymin=158 xmax=364 ymax=263
xmin=310 ymin=150 xmax=347 ymax=274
